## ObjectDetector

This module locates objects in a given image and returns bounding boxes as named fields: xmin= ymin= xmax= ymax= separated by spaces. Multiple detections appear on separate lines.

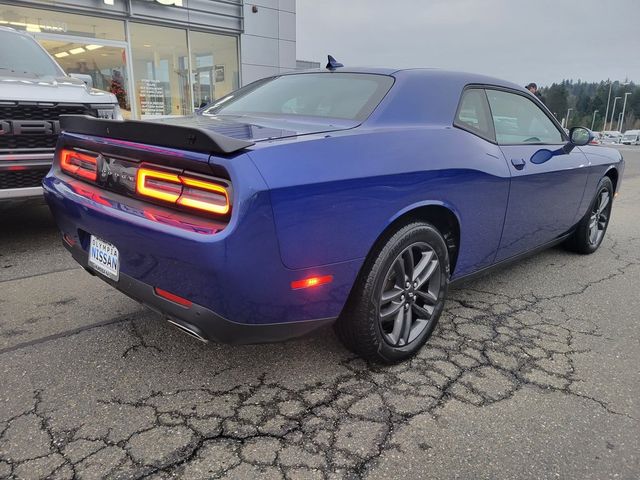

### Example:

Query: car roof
xmin=283 ymin=67 xmax=525 ymax=91
xmin=260 ymin=67 xmax=537 ymax=127
xmin=286 ymin=66 xmax=401 ymax=76
xmin=320 ymin=68 xmax=530 ymax=126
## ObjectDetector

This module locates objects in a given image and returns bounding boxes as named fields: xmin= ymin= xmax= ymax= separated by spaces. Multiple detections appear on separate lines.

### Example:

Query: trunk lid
xmin=152 ymin=113 xmax=358 ymax=142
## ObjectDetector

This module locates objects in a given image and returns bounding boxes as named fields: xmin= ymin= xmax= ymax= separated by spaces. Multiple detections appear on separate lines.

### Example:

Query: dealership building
xmin=0 ymin=0 xmax=297 ymax=119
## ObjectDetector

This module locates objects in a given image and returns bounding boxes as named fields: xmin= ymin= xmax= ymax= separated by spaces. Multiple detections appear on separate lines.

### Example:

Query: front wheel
xmin=564 ymin=176 xmax=614 ymax=254
xmin=335 ymin=222 xmax=449 ymax=363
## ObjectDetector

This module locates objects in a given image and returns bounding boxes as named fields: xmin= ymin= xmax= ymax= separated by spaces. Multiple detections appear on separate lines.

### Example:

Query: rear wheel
xmin=564 ymin=176 xmax=613 ymax=254
xmin=335 ymin=222 xmax=449 ymax=363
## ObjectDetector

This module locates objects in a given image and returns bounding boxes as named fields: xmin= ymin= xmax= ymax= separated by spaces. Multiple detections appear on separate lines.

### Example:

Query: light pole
xmin=602 ymin=80 xmax=612 ymax=132
xmin=609 ymin=96 xmax=621 ymax=131
xmin=620 ymin=92 xmax=632 ymax=133
xmin=591 ymin=110 xmax=599 ymax=130
xmin=617 ymin=113 xmax=623 ymax=132
xmin=565 ymin=108 xmax=573 ymax=128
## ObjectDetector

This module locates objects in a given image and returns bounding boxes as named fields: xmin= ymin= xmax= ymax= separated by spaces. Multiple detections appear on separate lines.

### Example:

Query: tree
xmin=540 ymin=80 xmax=640 ymax=131
xmin=542 ymin=83 xmax=568 ymax=121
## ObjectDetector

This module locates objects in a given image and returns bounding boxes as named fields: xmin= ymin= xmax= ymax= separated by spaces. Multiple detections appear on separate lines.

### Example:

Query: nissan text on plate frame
xmin=88 ymin=236 xmax=120 ymax=281
xmin=43 ymin=59 xmax=624 ymax=363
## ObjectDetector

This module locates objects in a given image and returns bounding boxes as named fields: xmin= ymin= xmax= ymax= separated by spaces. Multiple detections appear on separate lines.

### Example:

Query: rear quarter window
xmin=454 ymin=88 xmax=495 ymax=142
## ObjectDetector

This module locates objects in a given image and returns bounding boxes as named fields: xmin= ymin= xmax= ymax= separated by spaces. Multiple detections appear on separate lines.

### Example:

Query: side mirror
xmin=569 ymin=126 xmax=592 ymax=146
xmin=69 ymin=73 xmax=93 ymax=90
xmin=560 ymin=126 xmax=593 ymax=154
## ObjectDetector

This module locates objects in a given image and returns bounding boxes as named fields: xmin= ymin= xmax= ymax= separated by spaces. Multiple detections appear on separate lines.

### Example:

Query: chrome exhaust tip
xmin=167 ymin=319 xmax=208 ymax=343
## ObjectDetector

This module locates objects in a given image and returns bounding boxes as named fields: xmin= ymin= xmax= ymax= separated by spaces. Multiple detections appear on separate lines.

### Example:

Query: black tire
xmin=564 ymin=176 xmax=614 ymax=254
xmin=335 ymin=222 xmax=449 ymax=363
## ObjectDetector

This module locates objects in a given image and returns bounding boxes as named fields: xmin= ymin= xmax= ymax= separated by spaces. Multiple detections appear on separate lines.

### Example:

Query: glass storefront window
xmin=4 ymin=5 xmax=242 ymax=119
xmin=39 ymin=39 xmax=132 ymax=118
xmin=189 ymin=31 xmax=239 ymax=110
xmin=0 ymin=4 xmax=124 ymax=40
xmin=130 ymin=23 xmax=191 ymax=118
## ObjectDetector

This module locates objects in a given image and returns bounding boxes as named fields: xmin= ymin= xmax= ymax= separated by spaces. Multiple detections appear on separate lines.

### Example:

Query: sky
xmin=296 ymin=0 xmax=640 ymax=87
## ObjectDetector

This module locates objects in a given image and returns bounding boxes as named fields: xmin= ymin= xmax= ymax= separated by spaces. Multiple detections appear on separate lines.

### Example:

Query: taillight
xmin=177 ymin=176 xmax=229 ymax=215
xmin=136 ymin=167 xmax=230 ymax=216
xmin=137 ymin=168 xmax=182 ymax=203
xmin=60 ymin=149 xmax=98 ymax=181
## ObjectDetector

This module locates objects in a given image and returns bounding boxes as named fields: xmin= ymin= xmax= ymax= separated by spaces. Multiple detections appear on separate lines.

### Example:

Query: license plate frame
xmin=88 ymin=235 xmax=120 ymax=281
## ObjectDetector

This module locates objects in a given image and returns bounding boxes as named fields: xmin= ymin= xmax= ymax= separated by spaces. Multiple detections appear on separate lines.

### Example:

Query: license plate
xmin=88 ymin=235 xmax=120 ymax=281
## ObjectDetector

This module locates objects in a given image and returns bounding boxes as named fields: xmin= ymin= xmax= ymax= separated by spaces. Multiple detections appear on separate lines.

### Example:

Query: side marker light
xmin=291 ymin=275 xmax=334 ymax=290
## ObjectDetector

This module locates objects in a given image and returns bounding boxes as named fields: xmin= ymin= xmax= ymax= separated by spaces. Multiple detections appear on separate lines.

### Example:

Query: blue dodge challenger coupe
xmin=43 ymin=61 xmax=624 ymax=362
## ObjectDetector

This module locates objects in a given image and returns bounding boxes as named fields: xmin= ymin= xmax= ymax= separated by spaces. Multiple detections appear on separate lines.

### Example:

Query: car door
xmin=486 ymin=88 xmax=590 ymax=262
xmin=452 ymin=87 xmax=511 ymax=273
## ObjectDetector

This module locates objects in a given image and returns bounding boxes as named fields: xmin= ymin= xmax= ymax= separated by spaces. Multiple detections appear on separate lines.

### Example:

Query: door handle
xmin=511 ymin=158 xmax=526 ymax=170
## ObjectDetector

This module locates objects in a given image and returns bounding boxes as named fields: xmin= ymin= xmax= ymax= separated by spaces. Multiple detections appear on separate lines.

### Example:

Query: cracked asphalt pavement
xmin=1 ymin=147 xmax=639 ymax=479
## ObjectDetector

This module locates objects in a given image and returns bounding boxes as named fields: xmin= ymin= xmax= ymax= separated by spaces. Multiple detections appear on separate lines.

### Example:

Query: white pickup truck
xmin=0 ymin=27 xmax=121 ymax=204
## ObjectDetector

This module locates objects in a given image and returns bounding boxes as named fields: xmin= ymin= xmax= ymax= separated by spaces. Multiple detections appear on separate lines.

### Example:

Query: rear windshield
xmin=0 ymin=30 xmax=63 ymax=77
xmin=203 ymin=73 xmax=394 ymax=121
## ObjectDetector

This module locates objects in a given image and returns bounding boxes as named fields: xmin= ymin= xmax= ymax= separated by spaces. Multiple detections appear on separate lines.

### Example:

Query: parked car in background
xmin=601 ymin=131 xmax=623 ymax=144
xmin=44 ymin=66 xmax=623 ymax=363
xmin=589 ymin=131 xmax=602 ymax=145
xmin=621 ymin=130 xmax=640 ymax=145
xmin=0 ymin=27 xmax=121 ymax=205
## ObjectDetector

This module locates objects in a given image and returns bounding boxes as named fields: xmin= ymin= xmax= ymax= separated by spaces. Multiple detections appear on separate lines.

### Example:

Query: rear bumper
xmin=43 ymin=159 xmax=361 ymax=342
xmin=64 ymin=241 xmax=335 ymax=344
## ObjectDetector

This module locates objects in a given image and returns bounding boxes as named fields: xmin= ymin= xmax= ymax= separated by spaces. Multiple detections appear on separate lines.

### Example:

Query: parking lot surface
xmin=1 ymin=147 xmax=639 ymax=479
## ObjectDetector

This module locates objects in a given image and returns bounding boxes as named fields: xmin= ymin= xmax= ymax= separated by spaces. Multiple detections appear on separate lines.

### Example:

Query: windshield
xmin=0 ymin=30 xmax=63 ymax=77
xmin=203 ymin=73 xmax=394 ymax=121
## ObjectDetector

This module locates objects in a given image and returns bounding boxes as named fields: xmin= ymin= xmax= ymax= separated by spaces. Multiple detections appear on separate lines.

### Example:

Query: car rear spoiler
xmin=59 ymin=115 xmax=255 ymax=155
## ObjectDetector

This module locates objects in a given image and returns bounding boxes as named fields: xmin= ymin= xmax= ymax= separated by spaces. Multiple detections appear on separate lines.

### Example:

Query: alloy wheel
xmin=378 ymin=242 xmax=441 ymax=347
xmin=588 ymin=188 xmax=611 ymax=246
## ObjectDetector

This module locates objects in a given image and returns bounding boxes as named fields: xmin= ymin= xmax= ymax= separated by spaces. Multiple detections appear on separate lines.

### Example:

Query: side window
xmin=486 ymin=89 xmax=564 ymax=145
xmin=454 ymin=88 xmax=495 ymax=141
